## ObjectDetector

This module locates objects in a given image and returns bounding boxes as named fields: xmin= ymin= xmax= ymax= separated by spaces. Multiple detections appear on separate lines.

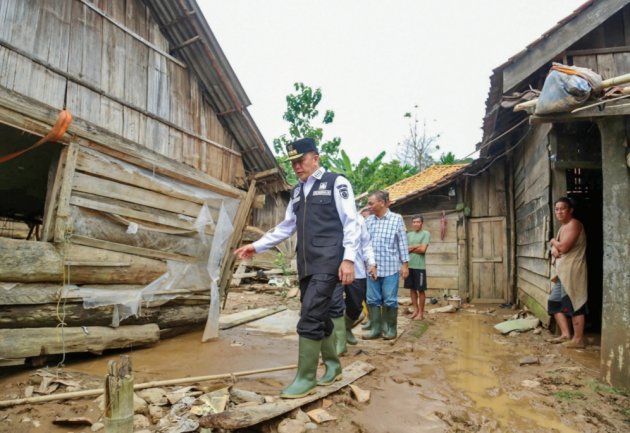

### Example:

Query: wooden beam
xmin=0 ymin=238 xmax=63 ymax=282
xmin=72 ymin=172 xmax=204 ymax=218
xmin=566 ymin=45 xmax=630 ymax=56
xmin=0 ymin=86 xmax=245 ymax=198
xmin=75 ymin=149 xmax=224 ymax=209
xmin=69 ymin=194 xmax=215 ymax=235
xmin=70 ymin=235 xmax=194 ymax=263
xmin=0 ymin=325 xmax=160 ymax=358
xmin=503 ymin=0 xmax=630 ymax=92
xmin=218 ymin=306 xmax=287 ymax=330
xmin=219 ymin=180 xmax=258 ymax=303
xmin=529 ymin=101 xmax=630 ymax=124
xmin=54 ymin=142 xmax=79 ymax=243
xmin=198 ymin=361 xmax=376 ymax=430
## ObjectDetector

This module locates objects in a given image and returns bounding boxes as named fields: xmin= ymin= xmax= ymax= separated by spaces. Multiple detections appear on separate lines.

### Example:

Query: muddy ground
xmin=0 ymin=285 xmax=628 ymax=433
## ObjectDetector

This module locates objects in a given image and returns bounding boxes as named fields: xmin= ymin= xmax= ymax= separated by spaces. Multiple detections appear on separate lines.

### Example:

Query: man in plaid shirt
xmin=363 ymin=190 xmax=409 ymax=340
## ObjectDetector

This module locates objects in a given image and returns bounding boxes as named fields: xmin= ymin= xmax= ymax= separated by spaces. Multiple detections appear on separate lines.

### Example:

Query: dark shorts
xmin=547 ymin=279 xmax=587 ymax=317
xmin=404 ymin=268 xmax=427 ymax=291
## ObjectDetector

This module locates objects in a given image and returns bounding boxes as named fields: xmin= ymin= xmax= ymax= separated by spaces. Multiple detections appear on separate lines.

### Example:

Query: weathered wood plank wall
xmin=513 ymin=125 xmax=553 ymax=317
xmin=394 ymin=191 xmax=463 ymax=298
xmin=0 ymin=0 xmax=245 ymax=185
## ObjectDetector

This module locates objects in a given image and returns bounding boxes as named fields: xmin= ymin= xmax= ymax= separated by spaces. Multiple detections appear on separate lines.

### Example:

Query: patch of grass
xmin=408 ymin=320 xmax=429 ymax=338
xmin=553 ymin=390 xmax=586 ymax=401
xmin=587 ymin=380 xmax=630 ymax=397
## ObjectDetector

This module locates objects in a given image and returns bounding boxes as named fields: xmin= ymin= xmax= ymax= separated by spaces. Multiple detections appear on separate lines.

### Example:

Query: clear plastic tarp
xmin=73 ymin=149 xmax=241 ymax=337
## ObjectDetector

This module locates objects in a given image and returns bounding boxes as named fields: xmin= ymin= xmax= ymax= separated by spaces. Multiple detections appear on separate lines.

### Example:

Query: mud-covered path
xmin=0 ymin=289 xmax=627 ymax=433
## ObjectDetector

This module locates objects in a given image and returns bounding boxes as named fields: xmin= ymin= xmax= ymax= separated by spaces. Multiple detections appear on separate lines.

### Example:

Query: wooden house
xmin=0 ymin=0 xmax=286 ymax=366
xmin=482 ymin=0 xmax=630 ymax=389
xmin=390 ymin=0 xmax=629 ymax=389
xmin=384 ymin=164 xmax=470 ymax=300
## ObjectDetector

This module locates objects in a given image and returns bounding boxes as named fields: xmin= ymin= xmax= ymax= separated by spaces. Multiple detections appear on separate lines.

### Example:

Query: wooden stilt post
xmin=104 ymin=355 xmax=134 ymax=433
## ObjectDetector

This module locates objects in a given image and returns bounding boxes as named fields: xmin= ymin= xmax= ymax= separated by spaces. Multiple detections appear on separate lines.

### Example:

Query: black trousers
xmin=330 ymin=278 xmax=367 ymax=321
xmin=298 ymin=273 xmax=338 ymax=340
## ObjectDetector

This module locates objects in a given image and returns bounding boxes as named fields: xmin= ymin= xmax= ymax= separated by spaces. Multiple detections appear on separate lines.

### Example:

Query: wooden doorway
xmin=469 ymin=217 xmax=508 ymax=303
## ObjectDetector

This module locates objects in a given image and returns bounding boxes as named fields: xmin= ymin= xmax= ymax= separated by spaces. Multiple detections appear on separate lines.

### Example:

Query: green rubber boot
xmin=361 ymin=317 xmax=372 ymax=330
xmin=280 ymin=337 xmax=321 ymax=398
xmin=332 ymin=316 xmax=347 ymax=356
xmin=317 ymin=333 xmax=343 ymax=385
xmin=382 ymin=307 xmax=398 ymax=340
xmin=362 ymin=306 xmax=382 ymax=340
xmin=345 ymin=315 xmax=358 ymax=345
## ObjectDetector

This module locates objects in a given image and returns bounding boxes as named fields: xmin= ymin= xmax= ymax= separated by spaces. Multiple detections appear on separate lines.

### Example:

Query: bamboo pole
xmin=104 ymin=356 xmax=134 ymax=433
xmin=0 ymin=364 xmax=296 ymax=408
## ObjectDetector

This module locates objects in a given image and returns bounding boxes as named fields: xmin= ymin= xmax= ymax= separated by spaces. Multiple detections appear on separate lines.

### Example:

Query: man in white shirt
xmin=235 ymin=137 xmax=360 ymax=398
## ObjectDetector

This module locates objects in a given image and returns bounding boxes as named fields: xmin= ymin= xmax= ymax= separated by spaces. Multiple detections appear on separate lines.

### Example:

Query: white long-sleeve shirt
xmin=355 ymin=214 xmax=376 ymax=279
xmin=253 ymin=167 xmax=360 ymax=264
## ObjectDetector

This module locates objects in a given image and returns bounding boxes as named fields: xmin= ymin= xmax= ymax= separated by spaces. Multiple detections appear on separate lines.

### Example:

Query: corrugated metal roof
xmin=385 ymin=164 xmax=469 ymax=205
xmin=143 ymin=0 xmax=286 ymax=188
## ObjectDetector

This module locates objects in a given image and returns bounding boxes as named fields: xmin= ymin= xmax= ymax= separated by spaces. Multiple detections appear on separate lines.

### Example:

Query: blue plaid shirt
xmin=365 ymin=210 xmax=409 ymax=277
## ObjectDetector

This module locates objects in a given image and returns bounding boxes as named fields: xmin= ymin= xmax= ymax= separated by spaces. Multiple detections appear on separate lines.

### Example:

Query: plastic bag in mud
xmin=535 ymin=63 xmax=602 ymax=115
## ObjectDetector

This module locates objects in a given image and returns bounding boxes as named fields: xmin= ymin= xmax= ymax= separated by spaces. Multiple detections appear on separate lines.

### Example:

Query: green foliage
xmin=409 ymin=320 xmax=430 ymax=338
xmin=273 ymin=83 xmax=341 ymax=185
xmin=273 ymin=252 xmax=290 ymax=276
xmin=272 ymin=83 xmax=417 ymax=194
xmin=553 ymin=390 xmax=585 ymax=401
xmin=587 ymin=380 xmax=630 ymax=397
xmin=328 ymin=150 xmax=416 ymax=197
xmin=438 ymin=151 xmax=474 ymax=165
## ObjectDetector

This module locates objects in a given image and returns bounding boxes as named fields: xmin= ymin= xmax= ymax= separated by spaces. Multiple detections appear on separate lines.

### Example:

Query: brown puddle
xmin=442 ymin=312 xmax=581 ymax=433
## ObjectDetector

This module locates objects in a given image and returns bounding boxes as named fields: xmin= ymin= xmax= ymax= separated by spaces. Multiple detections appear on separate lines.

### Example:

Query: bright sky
xmin=200 ymin=0 xmax=585 ymax=163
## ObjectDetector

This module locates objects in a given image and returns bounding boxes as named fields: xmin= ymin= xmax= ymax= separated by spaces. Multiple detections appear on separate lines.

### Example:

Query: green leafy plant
xmin=553 ymin=390 xmax=585 ymax=401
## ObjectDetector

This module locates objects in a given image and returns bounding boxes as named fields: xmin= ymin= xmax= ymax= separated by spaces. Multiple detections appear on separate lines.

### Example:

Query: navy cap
xmin=286 ymin=137 xmax=318 ymax=161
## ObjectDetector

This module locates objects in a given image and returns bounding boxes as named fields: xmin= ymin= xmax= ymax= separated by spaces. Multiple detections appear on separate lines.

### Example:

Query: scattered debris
xmin=197 ymin=361 xmax=375 ymax=430
xmin=306 ymin=408 xmax=337 ymax=424
xmin=494 ymin=317 xmax=540 ymax=334
xmin=519 ymin=356 xmax=540 ymax=366
xmin=428 ymin=305 xmax=457 ymax=314
xmin=278 ymin=417 xmax=307 ymax=433
xmin=521 ymin=380 xmax=541 ymax=388
xmin=349 ymin=384 xmax=370 ymax=403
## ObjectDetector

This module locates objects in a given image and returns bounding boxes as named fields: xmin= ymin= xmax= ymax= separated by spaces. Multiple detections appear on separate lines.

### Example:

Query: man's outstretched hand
xmin=234 ymin=244 xmax=256 ymax=260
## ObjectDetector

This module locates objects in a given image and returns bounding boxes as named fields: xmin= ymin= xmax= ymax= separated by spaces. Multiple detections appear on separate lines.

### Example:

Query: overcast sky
xmin=199 ymin=0 xmax=585 ymax=163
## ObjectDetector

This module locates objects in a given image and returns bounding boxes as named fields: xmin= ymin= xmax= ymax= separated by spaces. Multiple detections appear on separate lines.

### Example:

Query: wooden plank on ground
xmin=0 ymin=325 xmax=160 ymax=358
xmin=198 ymin=361 xmax=376 ymax=430
xmin=219 ymin=306 xmax=286 ymax=330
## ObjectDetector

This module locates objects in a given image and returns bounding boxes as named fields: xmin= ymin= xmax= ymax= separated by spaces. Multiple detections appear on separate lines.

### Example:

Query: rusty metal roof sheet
xmin=385 ymin=164 xmax=469 ymax=205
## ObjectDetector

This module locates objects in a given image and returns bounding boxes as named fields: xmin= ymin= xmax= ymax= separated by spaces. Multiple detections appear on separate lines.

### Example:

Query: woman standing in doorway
xmin=547 ymin=197 xmax=588 ymax=349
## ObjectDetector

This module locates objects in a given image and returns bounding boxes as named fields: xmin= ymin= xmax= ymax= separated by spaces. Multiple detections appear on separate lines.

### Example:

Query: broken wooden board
xmin=218 ymin=306 xmax=287 ymax=330
xmin=198 ymin=360 xmax=375 ymax=430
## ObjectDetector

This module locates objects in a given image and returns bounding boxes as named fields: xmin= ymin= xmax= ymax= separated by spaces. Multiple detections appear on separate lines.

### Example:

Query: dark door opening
xmin=0 ymin=123 xmax=62 ymax=240
xmin=554 ymin=122 xmax=603 ymax=333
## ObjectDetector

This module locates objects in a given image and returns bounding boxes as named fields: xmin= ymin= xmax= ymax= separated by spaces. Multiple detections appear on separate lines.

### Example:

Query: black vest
xmin=292 ymin=172 xmax=345 ymax=279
